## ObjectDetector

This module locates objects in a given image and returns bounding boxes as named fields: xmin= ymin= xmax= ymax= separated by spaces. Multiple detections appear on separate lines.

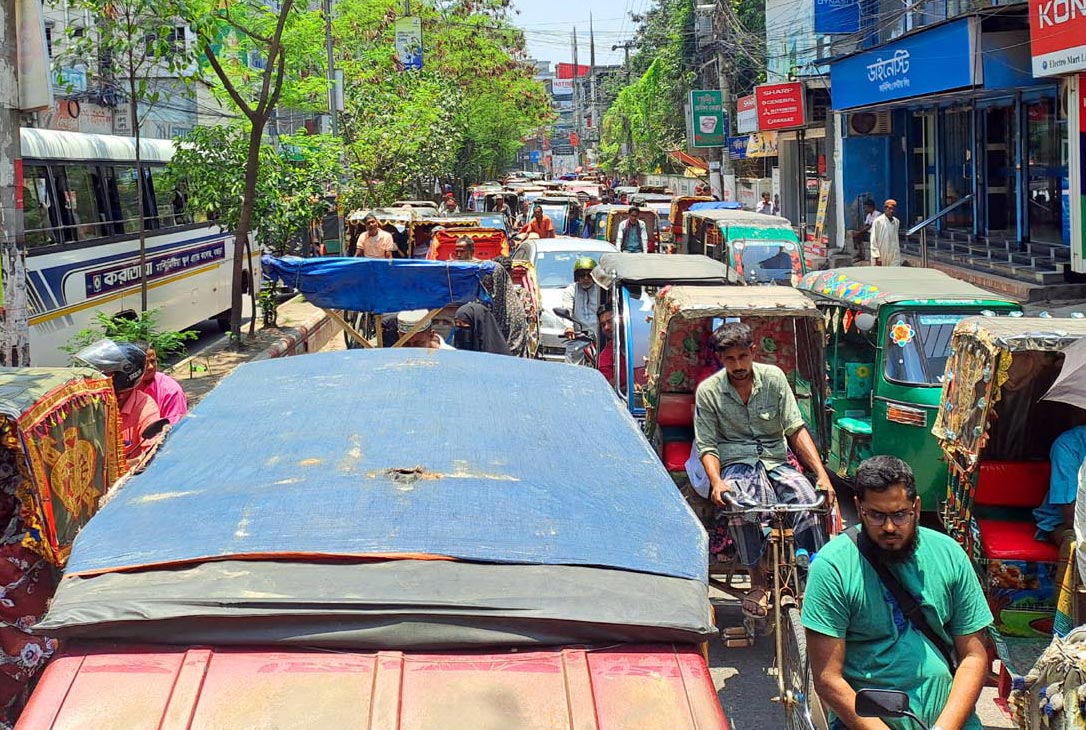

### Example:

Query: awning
xmin=669 ymin=149 xmax=709 ymax=170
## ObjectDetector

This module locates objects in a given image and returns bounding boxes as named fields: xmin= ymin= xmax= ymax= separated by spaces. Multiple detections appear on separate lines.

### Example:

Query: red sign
xmin=755 ymin=82 xmax=806 ymax=131
xmin=570 ymin=132 xmax=580 ymax=147
xmin=1029 ymin=0 xmax=1086 ymax=76
xmin=556 ymin=63 xmax=590 ymax=79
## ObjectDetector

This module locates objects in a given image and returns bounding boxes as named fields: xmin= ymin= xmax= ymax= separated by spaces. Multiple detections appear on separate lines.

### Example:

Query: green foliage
xmin=61 ymin=310 xmax=198 ymax=364
xmin=334 ymin=0 xmax=552 ymax=205
xmin=165 ymin=125 xmax=343 ymax=256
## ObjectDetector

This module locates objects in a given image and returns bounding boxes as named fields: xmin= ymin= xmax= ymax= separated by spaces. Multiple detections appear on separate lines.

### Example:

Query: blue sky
xmin=511 ymin=0 xmax=643 ymax=67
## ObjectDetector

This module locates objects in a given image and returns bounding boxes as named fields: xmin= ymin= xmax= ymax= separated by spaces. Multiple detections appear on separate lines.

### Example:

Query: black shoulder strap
xmin=847 ymin=529 xmax=958 ymax=671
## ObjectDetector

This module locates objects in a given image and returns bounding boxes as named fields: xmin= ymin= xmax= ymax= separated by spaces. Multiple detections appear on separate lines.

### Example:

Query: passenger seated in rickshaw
xmin=482 ymin=256 xmax=529 ymax=358
xmin=694 ymin=322 xmax=834 ymax=618
xmin=1034 ymin=425 xmax=1086 ymax=545
xmin=454 ymin=236 xmax=478 ymax=262
xmin=453 ymin=303 xmax=511 ymax=356
xmin=396 ymin=310 xmax=455 ymax=350
xmin=596 ymin=306 xmax=625 ymax=388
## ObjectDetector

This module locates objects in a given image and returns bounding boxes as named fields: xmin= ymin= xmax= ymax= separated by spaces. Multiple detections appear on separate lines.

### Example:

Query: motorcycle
xmin=553 ymin=307 xmax=598 ymax=368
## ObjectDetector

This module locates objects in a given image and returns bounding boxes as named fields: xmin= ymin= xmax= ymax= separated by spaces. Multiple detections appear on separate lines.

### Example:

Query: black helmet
xmin=73 ymin=339 xmax=146 ymax=392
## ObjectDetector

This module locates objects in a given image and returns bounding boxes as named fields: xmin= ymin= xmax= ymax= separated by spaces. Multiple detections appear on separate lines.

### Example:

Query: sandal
xmin=741 ymin=588 xmax=770 ymax=618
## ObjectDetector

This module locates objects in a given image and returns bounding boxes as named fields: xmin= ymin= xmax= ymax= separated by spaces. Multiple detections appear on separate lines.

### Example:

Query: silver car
xmin=511 ymin=236 xmax=617 ymax=361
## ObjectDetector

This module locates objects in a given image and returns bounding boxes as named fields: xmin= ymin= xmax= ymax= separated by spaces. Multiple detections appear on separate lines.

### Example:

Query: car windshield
xmin=622 ymin=287 xmax=655 ymax=399
xmin=535 ymin=250 xmax=604 ymax=288
xmin=883 ymin=312 xmax=968 ymax=386
xmin=738 ymin=241 xmax=797 ymax=283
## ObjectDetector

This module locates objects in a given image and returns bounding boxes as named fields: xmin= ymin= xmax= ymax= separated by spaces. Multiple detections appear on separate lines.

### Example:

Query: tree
xmin=61 ymin=0 xmax=197 ymax=311
xmin=171 ymin=0 xmax=325 ymax=339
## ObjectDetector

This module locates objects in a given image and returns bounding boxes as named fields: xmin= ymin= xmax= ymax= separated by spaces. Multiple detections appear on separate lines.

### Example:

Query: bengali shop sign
xmin=755 ymin=82 xmax=806 ymax=131
xmin=689 ymin=90 xmax=725 ymax=147
xmin=736 ymin=94 xmax=758 ymax=133
xmin=85 ymin=241 xmax=226 ymax=298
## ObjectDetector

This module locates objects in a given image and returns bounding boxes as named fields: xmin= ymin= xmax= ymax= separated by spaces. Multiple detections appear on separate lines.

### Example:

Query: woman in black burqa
xmin=453 ymin=303 xmax=512 ymax=356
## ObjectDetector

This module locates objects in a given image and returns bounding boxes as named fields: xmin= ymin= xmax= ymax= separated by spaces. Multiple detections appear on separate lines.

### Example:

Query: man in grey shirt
xmin=695 ymin=322 xmax=835 ymax=618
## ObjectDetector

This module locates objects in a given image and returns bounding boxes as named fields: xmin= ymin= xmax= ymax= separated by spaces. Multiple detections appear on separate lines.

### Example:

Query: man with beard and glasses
xmin=694 ymin=321 xmax=834 ymax=618
xmin=804 ymin=456 xmax=992 ymax=730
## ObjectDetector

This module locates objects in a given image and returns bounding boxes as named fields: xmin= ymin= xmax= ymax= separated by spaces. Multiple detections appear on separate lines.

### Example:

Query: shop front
xmin=830 ymin=15 xmax=1064 ymax=254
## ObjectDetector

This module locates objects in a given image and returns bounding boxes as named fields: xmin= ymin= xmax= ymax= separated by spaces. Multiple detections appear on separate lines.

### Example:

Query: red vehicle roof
xmin=17 ymin=644 xmax=728 ymax=730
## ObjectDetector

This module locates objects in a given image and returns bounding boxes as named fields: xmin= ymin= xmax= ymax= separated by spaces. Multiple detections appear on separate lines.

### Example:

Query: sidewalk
xmin=175 ymin=297 xmax=337 ymax=407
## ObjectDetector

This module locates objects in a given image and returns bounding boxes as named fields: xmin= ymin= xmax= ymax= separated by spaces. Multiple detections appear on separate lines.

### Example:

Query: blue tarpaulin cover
xmin=262 ymin=256 xmax=494 ymax=313
xmin=66 ymin=350 xmax=708 ymax=582
xmin=689 ymin=202 xmax=743 ymax=211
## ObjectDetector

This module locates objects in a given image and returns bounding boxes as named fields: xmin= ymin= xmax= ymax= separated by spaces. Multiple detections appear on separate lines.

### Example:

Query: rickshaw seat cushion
xmin=663 ymin=441 xmax=693 ymax=472
xmin=657 ymin=393 xmax=696 ymax=427
xmin=975 ymin=460 xmax=1051 ymax=508
xmin=837 ymin=416 xmax=872 ymax=437
xmin=976 ymin=518 xmax=1059 ymax=562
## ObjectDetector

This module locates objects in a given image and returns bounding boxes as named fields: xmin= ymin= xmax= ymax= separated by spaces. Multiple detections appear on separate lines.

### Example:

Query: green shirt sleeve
xmin=947 ymin=548 xmax=994 ymax=636
xmin=776 ymin=369 xmax=806 ymax=437
xmin=801 ymin=545 xmax=852 ymax=639
xmin=694 ymin=382 xmax=720 ymax=460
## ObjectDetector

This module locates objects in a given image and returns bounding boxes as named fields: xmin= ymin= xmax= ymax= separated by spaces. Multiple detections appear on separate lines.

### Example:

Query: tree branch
xmin=203 ymin=44 xmax=256 ymax=120
xmin=255 ymin=0 xmax=294 ymax=118
xmin=214 ymin=7 xmax=273 ymax=45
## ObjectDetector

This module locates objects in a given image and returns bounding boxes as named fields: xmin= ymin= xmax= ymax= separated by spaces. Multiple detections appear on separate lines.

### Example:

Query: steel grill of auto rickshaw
xmin=42 ymin=349 xmax=715 ymax=648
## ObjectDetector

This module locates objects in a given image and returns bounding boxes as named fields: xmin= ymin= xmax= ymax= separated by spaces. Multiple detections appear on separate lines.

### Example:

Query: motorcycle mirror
xmin=855 ymin=312 xmax=877 ymax=332
xmin=855 ymin=689 xmax=914 ymax=721
xmin=141 ymin=418 xmax=171 ymax=441
xmin=553 ymin=307 xmax=573 ymax=320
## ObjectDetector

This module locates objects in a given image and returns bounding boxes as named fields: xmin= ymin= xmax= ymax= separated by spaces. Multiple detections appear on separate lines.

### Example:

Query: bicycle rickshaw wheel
xmin=782 ymin=605 xmax=830 ymax=730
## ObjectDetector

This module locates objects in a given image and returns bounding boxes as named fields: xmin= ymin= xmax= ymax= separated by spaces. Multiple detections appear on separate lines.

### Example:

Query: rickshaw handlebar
xmin=718 ymin=492 xmax=828 ymax=515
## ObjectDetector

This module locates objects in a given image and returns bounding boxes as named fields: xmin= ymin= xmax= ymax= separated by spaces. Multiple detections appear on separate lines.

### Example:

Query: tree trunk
xmin=230 ymin=121 xmax=266 ymax=342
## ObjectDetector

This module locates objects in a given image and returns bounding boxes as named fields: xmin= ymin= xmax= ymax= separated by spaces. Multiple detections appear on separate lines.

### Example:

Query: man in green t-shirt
xmin=803 ymin=456 xmax=992 ymax=730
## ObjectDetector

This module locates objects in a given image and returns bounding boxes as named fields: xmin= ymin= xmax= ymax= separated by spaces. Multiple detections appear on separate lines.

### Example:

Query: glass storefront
xmin=942 ymin=108 xmax=973 ymax=231
xmin=1026 ymin=96 xmax=1068 ymax=244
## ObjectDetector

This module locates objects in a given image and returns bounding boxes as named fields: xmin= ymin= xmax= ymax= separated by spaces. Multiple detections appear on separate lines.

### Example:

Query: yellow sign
xmin=813 ymin=179 xmax=832 ymax=241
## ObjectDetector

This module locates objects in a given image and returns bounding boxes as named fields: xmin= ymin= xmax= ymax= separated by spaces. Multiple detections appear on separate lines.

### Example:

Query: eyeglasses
xmin=860 ymin=507 xmax=914 ymax=527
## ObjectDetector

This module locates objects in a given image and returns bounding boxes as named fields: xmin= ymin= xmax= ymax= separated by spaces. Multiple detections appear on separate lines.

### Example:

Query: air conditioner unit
xmin=848 ymin=112 xmax=892 ymax=136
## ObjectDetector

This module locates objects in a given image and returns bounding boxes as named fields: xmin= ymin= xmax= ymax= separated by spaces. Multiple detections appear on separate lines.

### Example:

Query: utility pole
xmin=571 ymin=27 xmax=580 ymax=171
xmin=323 ymin=0 xmax=343 ymax=252
xmin=714 ymin=10 xmax=732 ymax=201
xmin=589 ymin=14 xmax=596 ymax=164
xmin=612 ymin=40 xmax=636 ymax=171
xmin=0 ymin=0 xmax=30 ymax=365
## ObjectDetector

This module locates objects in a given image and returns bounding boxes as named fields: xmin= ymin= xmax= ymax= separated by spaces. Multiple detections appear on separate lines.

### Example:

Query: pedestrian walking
xmin=870 ymin=199 xmax=902 ymax=266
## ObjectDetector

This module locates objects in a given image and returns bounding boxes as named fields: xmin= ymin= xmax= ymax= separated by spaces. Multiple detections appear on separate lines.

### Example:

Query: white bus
xmin=19 ymin=128 xmax=257 ymax=365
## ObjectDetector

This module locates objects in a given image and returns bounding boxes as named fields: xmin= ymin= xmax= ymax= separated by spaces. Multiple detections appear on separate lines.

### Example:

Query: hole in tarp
xmin=383 ymin=466 xmax=440 ymax=484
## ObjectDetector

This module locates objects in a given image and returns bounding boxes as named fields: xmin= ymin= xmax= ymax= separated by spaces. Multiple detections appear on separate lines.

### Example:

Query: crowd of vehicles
xmin=16 ymin=163 xmax=1086 ymax=730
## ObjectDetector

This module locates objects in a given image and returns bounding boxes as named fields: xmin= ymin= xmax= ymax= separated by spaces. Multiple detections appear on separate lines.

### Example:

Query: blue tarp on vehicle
xmin=688 ymin=202 xmax=743 ymax=211
xmin=66 ymin=350 xmax=708 ymax=582
xmin=262 ymin=256 xmax=494 ymax=313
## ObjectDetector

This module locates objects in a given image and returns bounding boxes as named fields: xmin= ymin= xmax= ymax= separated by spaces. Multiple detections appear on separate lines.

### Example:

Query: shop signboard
xmin=1029 ymin=0 xmax=1086 ymax=76
xmin=813 ymin=179 xmax=832 ymax=242
xmin=530 ymin=150 xmax=542 ymax=164
xmin=755 ymin=82 xmax=806 ymax=131
xmin=728 ymin=136 xmax=749 ymax=160
xmin=829 ymin=17 xmax=980 ymax=110
xmin=690 ymin=90 xmax=725 ymax=147
xmin=551 ymin=78 xmax=573 ymax=96
xmin=556 ymin=63 xmax=589 ymax=79
xmin=736 ymin=95 xmax=758 ymax=133
xmin=815 ymin=0 xmax=860 ymax=34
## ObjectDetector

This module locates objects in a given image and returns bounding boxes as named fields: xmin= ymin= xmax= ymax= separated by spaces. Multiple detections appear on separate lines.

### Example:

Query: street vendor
xmin=694 ymin=321 xmax=834 ymax=618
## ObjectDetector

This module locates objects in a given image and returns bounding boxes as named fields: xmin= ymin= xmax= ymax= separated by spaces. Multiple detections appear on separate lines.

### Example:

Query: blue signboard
xmin=530 ymin=150 xmax=542 ymax=164
xmin=815 ymin=0 xmax=860 ymax=34
xmin=829 ymin=18 xmax=978 ymax=110
xmin=728 ymin=136 xmax=749 ymax=160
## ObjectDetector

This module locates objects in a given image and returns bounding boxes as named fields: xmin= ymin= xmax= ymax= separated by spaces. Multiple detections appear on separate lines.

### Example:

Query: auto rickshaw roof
xmin=660 ymin=284 xmax=819 ymax=318
xmin=685 ymin=208 xmax=788 ymax=226
xmin=535 ymin=196 xmax=579 ymax=205
xmin=594 ymin=253 xmax=734 ymax=287
xmin=631 ymin=193 xmax=673 ymax=203
xmin=950 ymin=316 xmax=1086 ymax=353
xmin=0 ymin=367 xmax=102 ymax=420
xmin=798 ymin=267 xmax=1017 ymax=310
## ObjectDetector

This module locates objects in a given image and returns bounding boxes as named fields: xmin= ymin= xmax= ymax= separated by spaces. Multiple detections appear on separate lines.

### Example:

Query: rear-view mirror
xmin=553 ymin=307 xmax=572 ymax=321
xmin=855 ymin=689 xmax=912 ymax=720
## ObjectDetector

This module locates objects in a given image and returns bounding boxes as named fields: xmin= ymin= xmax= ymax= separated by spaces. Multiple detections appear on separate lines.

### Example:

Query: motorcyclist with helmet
xmin=559 ymin=257 xmax=603 ymax=363
xmin=74 ymin=339 xmax=162 ymax=465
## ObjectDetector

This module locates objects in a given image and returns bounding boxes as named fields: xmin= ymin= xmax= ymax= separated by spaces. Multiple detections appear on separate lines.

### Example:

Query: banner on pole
xmin=690 ymin=90 xmax=725 ymax=148
xmin=394 ymin=17 xmax=423 ymax=71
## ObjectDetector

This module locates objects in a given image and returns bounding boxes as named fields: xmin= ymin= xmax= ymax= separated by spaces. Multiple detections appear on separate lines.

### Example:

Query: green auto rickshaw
xmin=796 ymin=267 xmax=1021 ymax=509
xmin=684 ymin=208 xmax=806 ymax=285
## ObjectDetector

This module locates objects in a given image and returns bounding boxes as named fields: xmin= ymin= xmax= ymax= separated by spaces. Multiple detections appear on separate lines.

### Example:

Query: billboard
xmin=736 ymin=95 xmax=758 ymax=133
xmin=394 ymin=17 xmax=423 ymax=71
xmin=755 ymin=83 xmax=806 ymax=131
xmin=556 ymin=63 xmax=590 ymax=79
xmin=1029 ymin=0 xmax=1086 ymax=76
xmin=551 ymin=78 xmax=573 ymax=96
xmin=690 ymin=90 xmax=725 ymax=147
xmin=815 ymin=0 xmax=861 ymax=34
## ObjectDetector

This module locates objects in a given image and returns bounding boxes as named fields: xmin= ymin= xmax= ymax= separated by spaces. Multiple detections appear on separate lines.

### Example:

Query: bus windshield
xmin=883 ymin=312 xmax=968 ymax=386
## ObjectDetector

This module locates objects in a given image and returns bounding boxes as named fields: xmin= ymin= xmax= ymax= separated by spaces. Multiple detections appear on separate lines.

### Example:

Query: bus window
xmin=148 ymin=166 xmax=177 ymax=227
xmin=58 ymin=165 xmax=108 ymax=241
xmin=111 ymin=166 xmax=143 ymax=234
xmin=21 ymin=165 xmax=60 ymax=247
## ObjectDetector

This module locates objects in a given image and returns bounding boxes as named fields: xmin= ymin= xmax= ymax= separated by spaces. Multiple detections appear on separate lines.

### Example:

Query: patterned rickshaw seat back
xmin=659 ymin=317 xmax=798 ymax=394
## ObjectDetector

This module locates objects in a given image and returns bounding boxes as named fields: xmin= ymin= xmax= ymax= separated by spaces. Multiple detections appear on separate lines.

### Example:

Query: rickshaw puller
xmin=694 ymin=322 xmax=834 ymax=617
